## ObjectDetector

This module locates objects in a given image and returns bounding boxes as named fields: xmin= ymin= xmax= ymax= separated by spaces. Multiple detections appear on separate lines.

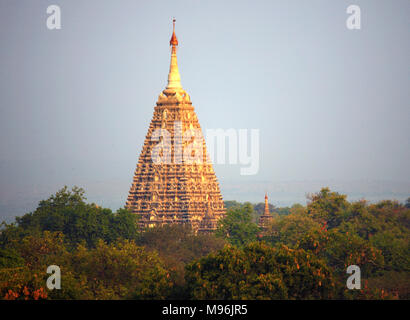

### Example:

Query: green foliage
xmin=223 ymin=201 xmax=243 ymax=210
xmin=307 ymin=187 xmax=349 ymax=229
xmin=216 ymin=203 xmax=259 ymax=247
xmin=185 ymin=242 xmax=337 ymax=299
xmin=367 ymin=271 xmax=409 ymax=299
xmin=224 ymin=200 xmax=291 ymax=223
xmin=0 ymin=231 xmax=78 ymax=300
xmin=0 ymin=248 xmax=24 ymax=269
xmin=298 ymin=229 xmax=385 ymax=278
xmin=264 ymin=210 xmax=321 ymax=247
xmin=137 ymin=224 xmax=225 ymax=264
xmin=0 ymin=231 xmax=172 ymax=300
xmin=136 ymin=224 xmax=226 ymax=298
xmin=72 ymin=239 xmax=172 ymax=299
xmin=262 ymin=188 xmax=410 ymax=299
xmin=0 ymin=186 xmax=139 ymax=248
xmin=0 ymin=187 xmax=408 ymax=300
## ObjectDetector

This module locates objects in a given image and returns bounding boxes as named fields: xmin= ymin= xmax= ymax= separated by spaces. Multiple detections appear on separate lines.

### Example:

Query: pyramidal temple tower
xmin=259 ymin=193 xmax=273 ymax=231
xmin=126 ymin=20 xmax=226 ymax=233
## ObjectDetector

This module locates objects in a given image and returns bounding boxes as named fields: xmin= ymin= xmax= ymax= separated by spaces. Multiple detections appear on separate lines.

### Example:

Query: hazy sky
xmin=1 ymin=0 xmax=409 ymax=221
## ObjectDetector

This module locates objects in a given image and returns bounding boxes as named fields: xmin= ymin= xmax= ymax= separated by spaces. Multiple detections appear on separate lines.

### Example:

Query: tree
xmin=185 ymin=242 xmax=338 ymax=299
xmin=0 ymin=231 xmax=173 ymax=300
xmin=263 ymin=211 xmax=322 ymax=247
xmin=0 ymin=248 xmax=24 ymax=269
xmin=216 ymin=203 xmax=259 ymax=247
xmin=0 ymin=231 xmax=77 ymax=300
xmin=136 ymin=224 xmax=226 ymax=298
xmin=0 ymin=186 xmax=139 ymax=248
xmin=307 ymin=188 xmax=349 ymax=229
xmin=1 ymin=186 xmax=408 ymax=300
xmin=71 ymin=240 xmax=172 ymax=299
xmin=405 ymin=197 xmax=410 ymax=209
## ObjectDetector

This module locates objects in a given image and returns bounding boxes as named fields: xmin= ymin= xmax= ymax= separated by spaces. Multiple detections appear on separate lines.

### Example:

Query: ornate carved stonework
xmin=126 ymin=20 xmax=225 ymax=232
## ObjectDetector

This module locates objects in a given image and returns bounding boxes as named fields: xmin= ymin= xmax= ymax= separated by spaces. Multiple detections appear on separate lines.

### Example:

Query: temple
xmin=258 ymin=193 xmax=273 ymax=230
xmin=126 ymin=20 xmax=226 ymax=233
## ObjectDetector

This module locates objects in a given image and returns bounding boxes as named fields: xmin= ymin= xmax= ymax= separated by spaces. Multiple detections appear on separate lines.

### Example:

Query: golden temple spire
xmin=166 ymin=18 xmax=182 ymax=90
xmin=264 ymin=193 xmax=270 ymax=216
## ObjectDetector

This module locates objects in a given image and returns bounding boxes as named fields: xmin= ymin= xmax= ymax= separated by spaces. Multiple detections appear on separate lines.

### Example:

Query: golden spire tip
xmin=170 ymin=18 xmax=178 ymax=47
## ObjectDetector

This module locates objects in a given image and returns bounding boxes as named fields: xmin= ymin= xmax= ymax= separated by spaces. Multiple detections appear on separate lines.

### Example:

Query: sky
xmin=0 ymin=0 xmax=409 ymax=222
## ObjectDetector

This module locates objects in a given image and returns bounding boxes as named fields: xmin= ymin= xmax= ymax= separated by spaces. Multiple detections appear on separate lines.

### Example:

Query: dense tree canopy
xmin=0 ymin=231 xmax=172 ymax=299
xmin=0 ymin=186 xmax=408 ymax=299
xmin=0 ymin=186 xmax=139 ymax=248
xmin=185 ymin=242 xmax=337 ymax=299
xmin=215 ymin=203 xmax=259 ymax=247
xmin=261 ymin=188 xmax=409 ymax=299
xmin=136 ymin=224 xmax=226 ymax=298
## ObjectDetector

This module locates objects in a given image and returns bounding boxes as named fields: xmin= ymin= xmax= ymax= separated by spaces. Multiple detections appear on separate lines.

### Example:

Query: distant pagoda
xmin=259 ymin=193 xmax=273 ymax=230
xmin=126 ymin=20 xmax=225 ymax=232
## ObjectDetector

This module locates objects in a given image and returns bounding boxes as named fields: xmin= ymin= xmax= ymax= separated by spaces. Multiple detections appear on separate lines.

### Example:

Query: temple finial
xmin=166 ymin=18 xmax=182 ymax=90
xmin=170 ymin=18 xmax=178 ymax=47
